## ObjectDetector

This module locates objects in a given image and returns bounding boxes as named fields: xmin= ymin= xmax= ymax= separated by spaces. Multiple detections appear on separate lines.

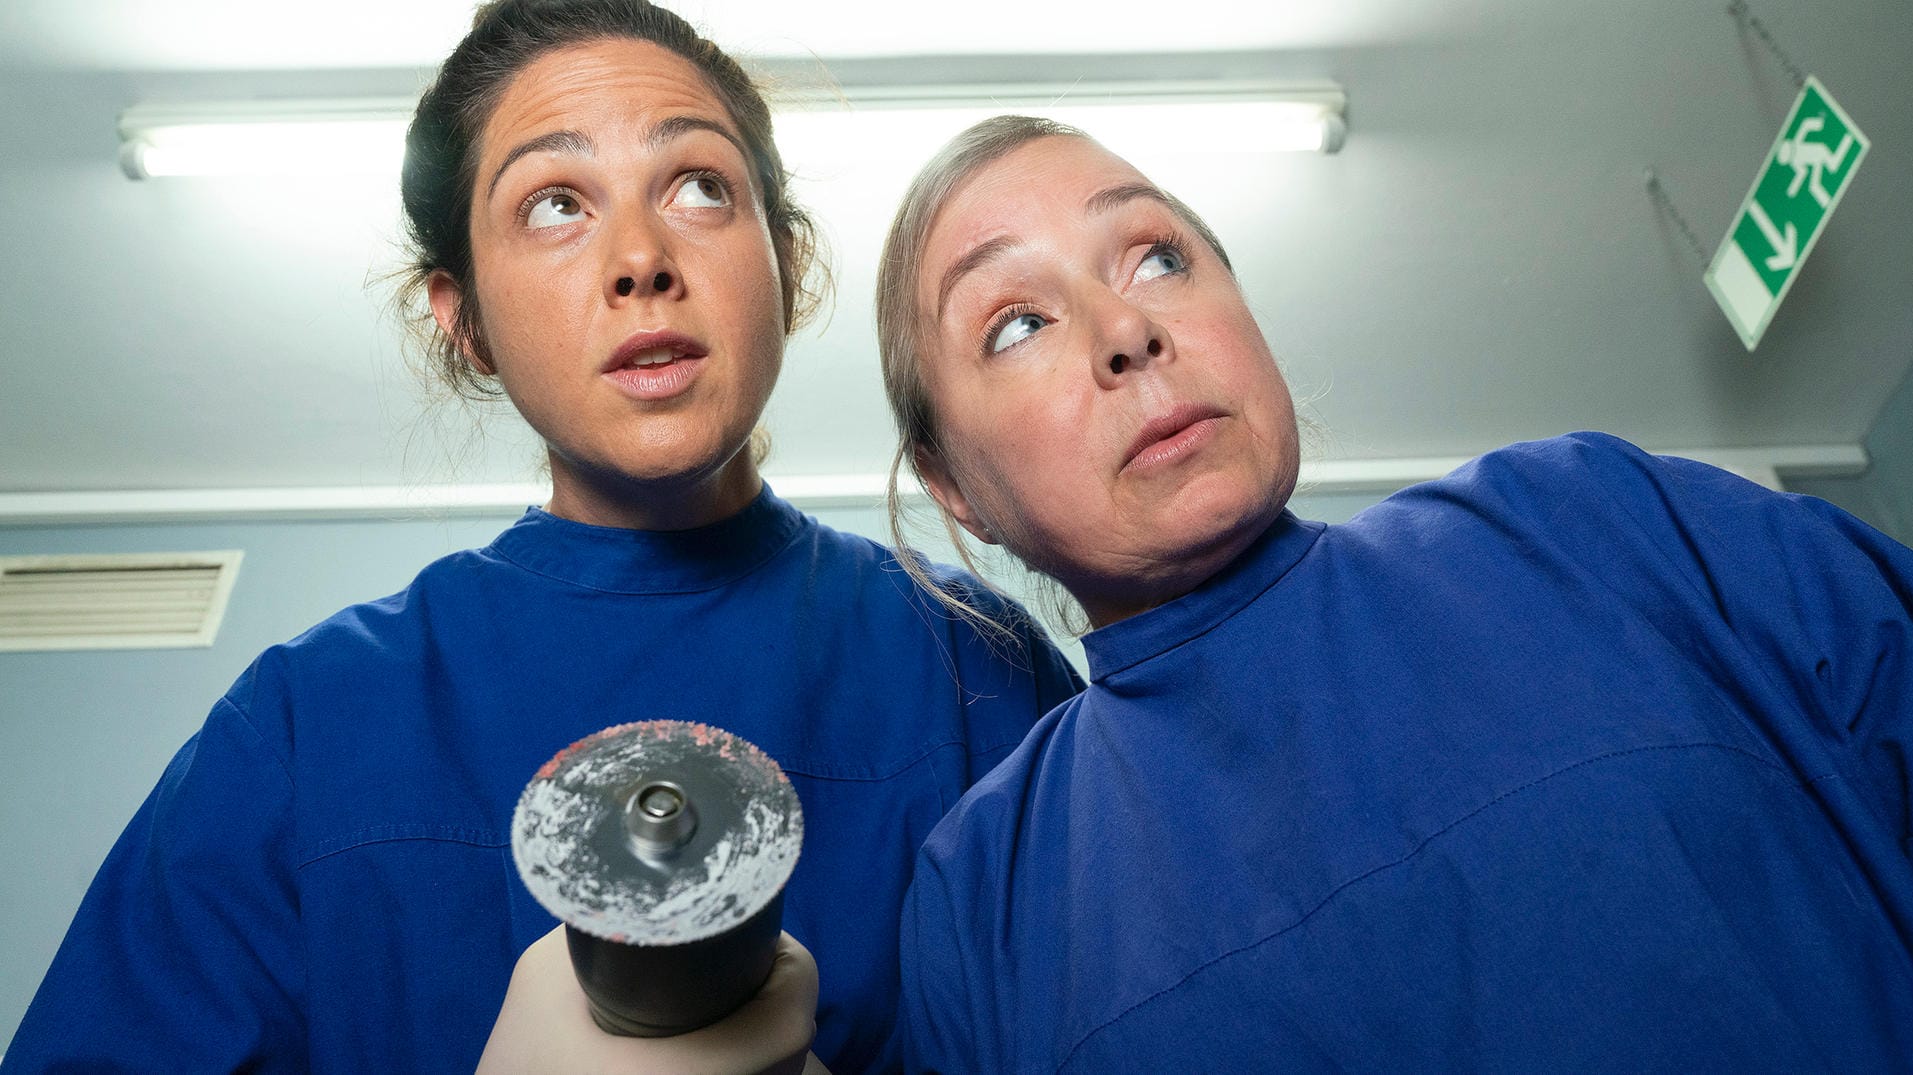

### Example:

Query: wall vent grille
xmin=0 ymin=551 xmax=243 ymax=652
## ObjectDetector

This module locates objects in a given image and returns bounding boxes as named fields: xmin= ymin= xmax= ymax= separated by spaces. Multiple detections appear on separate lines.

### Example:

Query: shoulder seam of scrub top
xmin=211 ymin=694 xmax=295 ymax=788
xmin=873 ymin=542 xmax=1053 ymax=672
xmin=1057 ymin=738 xmax=1833 ymax=1071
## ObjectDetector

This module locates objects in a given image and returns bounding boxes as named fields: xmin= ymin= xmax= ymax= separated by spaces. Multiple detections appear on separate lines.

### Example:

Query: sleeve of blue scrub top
xmin=899 ymin=853 xmax=984 ymax=1075
xmin=1666 ymin=454 xmax=1913 ymax=855
xmin=4 ymin=696 xmax=303 ymax=1073
xmin=1511 ymin=432 xmax=1913 ymax=855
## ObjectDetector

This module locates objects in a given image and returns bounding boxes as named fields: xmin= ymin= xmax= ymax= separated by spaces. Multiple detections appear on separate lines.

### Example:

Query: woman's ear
xmin=914 ymin=445 xmax=998 ymax=546
xmin=426 ymin=269 xmax=494 ymax=376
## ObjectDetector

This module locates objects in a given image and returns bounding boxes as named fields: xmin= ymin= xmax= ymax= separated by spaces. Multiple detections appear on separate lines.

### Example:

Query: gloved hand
xmin=476 ymin=924 xmax=820 ymax=1075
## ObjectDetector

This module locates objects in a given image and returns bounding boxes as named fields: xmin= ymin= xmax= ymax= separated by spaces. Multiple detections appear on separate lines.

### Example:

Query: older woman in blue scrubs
xmin=878 ymin=115 xmax=1913 ymax=1073
xmin=3 ymin=10 xmax=1078 ymax=1074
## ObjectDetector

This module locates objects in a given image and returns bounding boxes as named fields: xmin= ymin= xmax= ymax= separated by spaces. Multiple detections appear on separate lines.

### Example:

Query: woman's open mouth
xmin=604 ymin=331 xmax=709 ymax=401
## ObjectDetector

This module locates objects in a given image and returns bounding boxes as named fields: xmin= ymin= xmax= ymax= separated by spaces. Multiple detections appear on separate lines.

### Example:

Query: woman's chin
xmin=1056 ymin=499 xmax=1283 ymax=628
xmin=1159 ymin=470 xmax=1287 ymax=550
xmin=544 ymin=447 xmax=760 ymax=529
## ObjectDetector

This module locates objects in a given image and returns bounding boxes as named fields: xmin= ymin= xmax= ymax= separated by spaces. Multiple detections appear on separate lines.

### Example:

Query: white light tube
xmin=119 ymin=99 xmax=417 ymax=179
xmin=779 ymin=80 xmax=1347 ymax=156
xmin=118 ymin=80 xmax=1346 ymax=179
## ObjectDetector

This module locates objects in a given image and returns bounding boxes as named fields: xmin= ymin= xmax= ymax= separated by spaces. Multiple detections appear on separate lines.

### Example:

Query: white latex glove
xmin=476 ymin=924 xmax=821 ymax=1075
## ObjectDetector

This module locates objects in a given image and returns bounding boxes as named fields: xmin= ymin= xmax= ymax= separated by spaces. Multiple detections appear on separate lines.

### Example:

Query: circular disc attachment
xmin=512 ymin=720 xmax=803 ymax=947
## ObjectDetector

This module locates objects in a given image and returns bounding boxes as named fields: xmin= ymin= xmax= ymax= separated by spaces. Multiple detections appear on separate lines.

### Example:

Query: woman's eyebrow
xmin=936 ymin=235 xmax=1019 ymax=321
xmin=647 ymin=114 xmax=750 ymax=165
xmin=934 ymin=183 xmax=1177 ymax=318
xmin=1086 ymin=182 xmax=1173 ymax=217
xmin=487 ymin=129 xmax=595 ymax=199
xmin=483 ymin=117 xmax=747 ymax=202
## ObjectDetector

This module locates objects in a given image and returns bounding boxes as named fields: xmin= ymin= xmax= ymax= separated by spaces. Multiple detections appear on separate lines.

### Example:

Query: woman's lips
xmin=604 ymin=331 xmax=708 ymax=401
xmin=1122 ymin=404 xmax=1228 ymax=473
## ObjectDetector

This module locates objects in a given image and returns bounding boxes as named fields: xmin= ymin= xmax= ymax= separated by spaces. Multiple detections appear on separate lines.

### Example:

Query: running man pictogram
xmin=1777 ymin=114 xmax=1857 ymax=208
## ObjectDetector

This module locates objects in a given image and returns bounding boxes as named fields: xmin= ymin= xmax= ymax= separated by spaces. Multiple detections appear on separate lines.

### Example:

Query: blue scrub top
xmin=6 ymin=487 xmax=1082 ymax=1074
xmin=902 ymin=433 xmax=1913 ymax=1073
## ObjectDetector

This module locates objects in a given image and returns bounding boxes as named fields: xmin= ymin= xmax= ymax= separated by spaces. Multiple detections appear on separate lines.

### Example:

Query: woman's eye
xmin=525 ymin=192 xmax=584 ymax=229
xmin=1134 ymin=246 xmax=1188 ymax=283
xmin=989 ymin=312 xmax=1050 ymax=354
xmin=673 ymin=174 xmax=731 ymax=209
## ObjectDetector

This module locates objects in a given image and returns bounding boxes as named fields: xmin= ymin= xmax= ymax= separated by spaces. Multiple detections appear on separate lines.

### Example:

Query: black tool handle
xmin=564 ymin=890 xmax=786 ymax=1037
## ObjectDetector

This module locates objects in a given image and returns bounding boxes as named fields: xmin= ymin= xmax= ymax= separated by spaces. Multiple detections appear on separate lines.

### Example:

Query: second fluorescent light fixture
xmin=118 ymin=80 xmax=1346 ymax=179
xmin=789 ymin=79 xmax=1348 ymax=155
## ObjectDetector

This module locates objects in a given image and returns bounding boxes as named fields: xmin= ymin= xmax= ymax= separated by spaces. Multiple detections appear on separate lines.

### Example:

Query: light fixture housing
xmin=781 ymin=78 xmax=1347 ymax=154
xmin=117 ymin=78 xmax=1346 ymax=179
xmin=119 ymin=98 xmax=416 ymax=180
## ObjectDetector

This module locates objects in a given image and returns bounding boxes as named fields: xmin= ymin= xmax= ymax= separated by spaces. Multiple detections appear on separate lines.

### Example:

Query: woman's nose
xmin=613 ymin=271 xmax=678 ymax=299
xmin=1091 ymin=296 xmax=1170 ymax=387
xmin=1106 ymin=337 xmax=1164 ymax=376
xmin=605 ymin=218 xmax=684 ymax=304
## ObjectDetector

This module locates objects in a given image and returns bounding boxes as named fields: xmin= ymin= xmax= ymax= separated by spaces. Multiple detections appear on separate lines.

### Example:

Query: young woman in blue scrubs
xmin=3 ymin=12 xmax=1078 ymax=1074
xmin=877 ymin=115 xmax=1913 ymax=1073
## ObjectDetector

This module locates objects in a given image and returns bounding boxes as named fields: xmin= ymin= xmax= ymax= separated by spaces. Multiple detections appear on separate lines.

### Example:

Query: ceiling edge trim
xmin=0 ymin=444 xmax=1870 ymax=527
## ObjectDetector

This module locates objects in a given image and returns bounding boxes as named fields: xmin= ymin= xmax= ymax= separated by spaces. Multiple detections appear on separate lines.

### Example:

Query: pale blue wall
xmin=0 ymin=512 xmax=523 ymax=1053
xmin=1786 ymin=363 xmax=1913 ymax=544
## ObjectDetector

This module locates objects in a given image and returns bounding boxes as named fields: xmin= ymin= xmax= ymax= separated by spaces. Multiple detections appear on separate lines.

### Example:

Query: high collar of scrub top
xmin=1081 ymin=510 xmax=1325 ymax=684
xmin=489 ymin=485 xmax=808 ymax=596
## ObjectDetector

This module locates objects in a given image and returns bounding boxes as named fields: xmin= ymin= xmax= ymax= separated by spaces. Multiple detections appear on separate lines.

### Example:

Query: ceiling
xmin=2 ymin=0 xmax=1909 ymax=503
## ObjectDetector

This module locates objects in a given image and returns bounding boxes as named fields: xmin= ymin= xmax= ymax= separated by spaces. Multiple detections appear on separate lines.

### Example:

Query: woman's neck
xmin=542 ymin=447 xmax=763 ymax=532
xmin=1071 ymin=501 xmax=1285 ymax=629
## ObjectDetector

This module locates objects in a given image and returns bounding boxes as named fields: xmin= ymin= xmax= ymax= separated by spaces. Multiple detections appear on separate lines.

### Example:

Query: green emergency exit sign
xmin=1704 ymin=76 xmax=1868 ymax=351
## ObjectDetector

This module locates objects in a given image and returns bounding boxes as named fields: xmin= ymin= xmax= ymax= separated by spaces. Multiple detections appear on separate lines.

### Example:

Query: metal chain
xmin=1644 ymin=169 xmax=1710 ymax=265
xmin=1726 ymin=0 xmax=1809 ymax=89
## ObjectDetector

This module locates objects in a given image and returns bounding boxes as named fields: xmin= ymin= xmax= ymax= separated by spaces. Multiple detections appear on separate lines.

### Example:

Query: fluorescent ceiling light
xmin=118 ymin=80 xmax=1345 ymax=179
xmin=783 ymin=80 xmax=1346 ymax=158
xmin=119 ymin=99 xmax=414 ymax=179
